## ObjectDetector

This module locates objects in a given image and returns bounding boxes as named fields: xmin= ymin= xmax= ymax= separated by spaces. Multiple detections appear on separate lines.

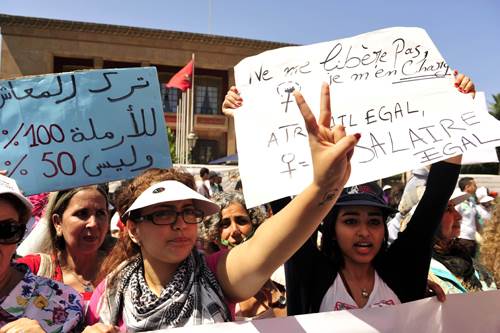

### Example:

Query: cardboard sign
xmin=0 ymin=67 xmax=171 ymax=194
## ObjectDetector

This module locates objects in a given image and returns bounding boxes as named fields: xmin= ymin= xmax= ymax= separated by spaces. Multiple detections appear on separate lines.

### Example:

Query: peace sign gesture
xmin=294 ymin=83 xmax=360 ymax=203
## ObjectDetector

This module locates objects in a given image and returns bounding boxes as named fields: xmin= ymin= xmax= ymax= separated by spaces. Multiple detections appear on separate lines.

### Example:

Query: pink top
xmin=205 ymin=249 xmax=236 ymax=318
xmin=86 ymin=250 xmax=235 ymax=329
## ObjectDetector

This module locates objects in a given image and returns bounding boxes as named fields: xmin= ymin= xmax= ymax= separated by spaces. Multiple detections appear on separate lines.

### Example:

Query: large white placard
xmin=152 ymin=290 xmax=500 ymax=333
xmin=233 ymin=27 xmax=500 ymax=207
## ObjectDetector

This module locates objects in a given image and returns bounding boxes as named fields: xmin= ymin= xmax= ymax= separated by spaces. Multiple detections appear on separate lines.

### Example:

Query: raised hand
xmin=294 ymin=83 xmax=360 ymax=204
xmin=222 ymin=86 xmax=243 ymax=117
xmin=454 ymin=70 xmax=475 ymax=98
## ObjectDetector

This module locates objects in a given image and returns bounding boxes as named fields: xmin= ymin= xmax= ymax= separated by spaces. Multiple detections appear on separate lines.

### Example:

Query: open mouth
xmin=354 ymin=242 xmax=373 ymax=248
xmin=353 ymin=242 xmax=373 ymax=254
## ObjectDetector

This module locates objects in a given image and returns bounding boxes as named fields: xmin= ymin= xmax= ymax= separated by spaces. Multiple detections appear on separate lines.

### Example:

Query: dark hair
xmin=458 ymin=177 xmax=474 ymax=191
xmin=320 ymin=206 xmax=389 ymax=269
xmin=200 ymin=167 xmax=209 ymax=178
xmin=0 ymin=194 xmax=32 ymax=226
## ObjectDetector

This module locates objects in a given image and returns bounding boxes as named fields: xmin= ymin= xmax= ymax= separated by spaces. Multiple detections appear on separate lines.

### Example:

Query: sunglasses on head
xmin=0 ymin=219 xmax=26 ymax=245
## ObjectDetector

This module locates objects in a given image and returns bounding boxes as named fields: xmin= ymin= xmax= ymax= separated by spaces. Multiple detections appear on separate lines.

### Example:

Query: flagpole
xmin=183 ymin=94 xmax=187 ymax=164
xmin=181 ymin=91 xmax=186 ymax=164
xmin=178 ymin=91 xmax=183 ymax=164
xmin=175 ymin=91 xmax=181 ymax=163
xmin=186 ymin=53 xmax=195 ymax=164
xmin=190 ymin=53 xmax=195 ymax=133
xmin=184 ymin=90 xmax=189 ymax=164
xmin=166 ymin=59 xmax=195 ymax=164
xmin=186 ymin=89 xmax=190 ymax=157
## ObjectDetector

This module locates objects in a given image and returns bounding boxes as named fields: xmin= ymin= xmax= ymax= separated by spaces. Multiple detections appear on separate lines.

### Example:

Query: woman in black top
xmin=222 ymin=72 xmax=475 ymax=315
xmin=283 ymin=73 xmax=475 ymax=315
xmin=285 ymin=158 xmax=461 ymax=314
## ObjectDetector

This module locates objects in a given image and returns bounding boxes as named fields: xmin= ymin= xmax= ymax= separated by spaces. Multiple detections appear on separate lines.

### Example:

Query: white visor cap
xmin=124 ymin=180 xmax=220 ymax=218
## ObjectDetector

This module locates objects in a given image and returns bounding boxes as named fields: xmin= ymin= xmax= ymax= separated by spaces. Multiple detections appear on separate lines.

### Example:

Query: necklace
xmin=59 ymin=252 xmax=95 ymax=292
xmin=339 ymin=270 xmax=371 ymax=300
xmin=65 ymin=269 xmax=94 ymax=292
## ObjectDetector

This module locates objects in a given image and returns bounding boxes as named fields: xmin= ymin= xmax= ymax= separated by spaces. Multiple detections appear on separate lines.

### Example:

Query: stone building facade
xmin=0 ymin=14 xmax=290 ymax=163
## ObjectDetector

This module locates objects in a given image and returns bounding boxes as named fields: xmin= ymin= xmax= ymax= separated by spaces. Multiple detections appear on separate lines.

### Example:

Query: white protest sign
xmin=462 ymin=92 xmax=499 ymax=164
xmin=154 ymin=290 xmax=500 ymax=333
xmin=234 ymin=27 xmax=500 ymax=208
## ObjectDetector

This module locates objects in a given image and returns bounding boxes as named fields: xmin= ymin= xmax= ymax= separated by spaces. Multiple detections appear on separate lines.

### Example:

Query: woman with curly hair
xmin=199 ymin=191 xmax=266 ymax=249
xmin=200 ymin=191 xmax=286 ymax=320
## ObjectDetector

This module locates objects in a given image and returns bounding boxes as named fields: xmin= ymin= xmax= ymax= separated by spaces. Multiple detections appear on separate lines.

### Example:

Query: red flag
xmin=166 ymin=60 xmax=194 ymax=91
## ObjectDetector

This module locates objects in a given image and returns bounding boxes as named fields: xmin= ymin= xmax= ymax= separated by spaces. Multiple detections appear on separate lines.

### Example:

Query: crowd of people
xmin=1 ymin=72 xmax=499 ymax=332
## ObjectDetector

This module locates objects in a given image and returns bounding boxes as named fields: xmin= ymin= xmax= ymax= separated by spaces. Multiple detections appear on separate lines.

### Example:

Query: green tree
xmin=167 ymin=126 xmax=177 ymax=163
xmin=490 ymin=93 xmax=500 ymax=120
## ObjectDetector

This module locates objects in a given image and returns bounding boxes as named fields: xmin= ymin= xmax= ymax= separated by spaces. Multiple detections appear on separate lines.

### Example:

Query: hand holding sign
xmin=454 ymin=71 xmax=475 ymax=98
xmin=443 ymin=71 xmax=475 ymax=166
xmin=222 ymin=86 xmax=242 ymax=117
xmin=294 ymin=83 xmax=359 ymax=204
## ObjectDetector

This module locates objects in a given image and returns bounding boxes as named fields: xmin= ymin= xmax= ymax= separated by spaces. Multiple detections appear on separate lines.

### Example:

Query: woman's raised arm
xmin=217 ymin=83 xmax=360 ymax=301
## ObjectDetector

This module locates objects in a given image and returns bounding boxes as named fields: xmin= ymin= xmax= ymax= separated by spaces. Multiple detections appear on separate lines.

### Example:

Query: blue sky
xmin=2 ymin=0 xmax=499 ymax=105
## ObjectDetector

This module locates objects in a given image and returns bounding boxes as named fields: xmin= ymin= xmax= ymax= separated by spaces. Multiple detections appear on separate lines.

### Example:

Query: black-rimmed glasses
xmin=0 ymin=219 xmax=26 ymax=244
xmin=133 ymin=208 xmax=204 ymax=225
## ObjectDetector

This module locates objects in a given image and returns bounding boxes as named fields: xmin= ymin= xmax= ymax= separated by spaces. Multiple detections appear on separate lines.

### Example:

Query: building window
xmin=160 ymin=85 xmax=180 ymax=113
xmin=195 ymin=76 xmax=222 ymax=115
xmin=155 ymin=65 xmax=227 ymax=115
xmin=53 ymin=57 xmax=94 ymax=73
xmin=156 ymin=67 xmax=181 ymax=114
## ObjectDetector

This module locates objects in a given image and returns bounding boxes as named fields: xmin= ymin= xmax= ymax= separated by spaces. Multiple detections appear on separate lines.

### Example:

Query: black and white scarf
xmin=99 ymin=250 xmax=231 ymax=332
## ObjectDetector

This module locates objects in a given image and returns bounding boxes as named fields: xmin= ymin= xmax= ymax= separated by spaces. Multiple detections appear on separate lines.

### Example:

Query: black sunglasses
xmin=0 ymin=219 xmax=26 ymax=244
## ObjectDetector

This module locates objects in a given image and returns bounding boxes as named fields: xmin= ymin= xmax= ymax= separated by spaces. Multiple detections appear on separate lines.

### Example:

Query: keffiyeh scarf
xmin=100 ymin=250 xmax=231 ymax=332
xmin=433 ymin=240 xmax=482 ymax=291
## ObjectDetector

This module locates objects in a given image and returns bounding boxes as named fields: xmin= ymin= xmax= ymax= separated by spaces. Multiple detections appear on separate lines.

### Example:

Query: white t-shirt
xmin=319 ymin=271 xmax=401 ymax=311
xmin=456 ymin=198 xmax=478 ymax=240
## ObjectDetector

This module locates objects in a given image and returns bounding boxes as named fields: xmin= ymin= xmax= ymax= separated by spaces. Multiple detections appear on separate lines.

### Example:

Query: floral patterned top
xmin=0 ymin=264 xmax=83 ymax=333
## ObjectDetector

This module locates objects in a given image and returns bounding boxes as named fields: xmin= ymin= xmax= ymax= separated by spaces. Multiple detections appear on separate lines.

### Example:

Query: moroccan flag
xmin=166 ymin=60 xmax=194 ymax=91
